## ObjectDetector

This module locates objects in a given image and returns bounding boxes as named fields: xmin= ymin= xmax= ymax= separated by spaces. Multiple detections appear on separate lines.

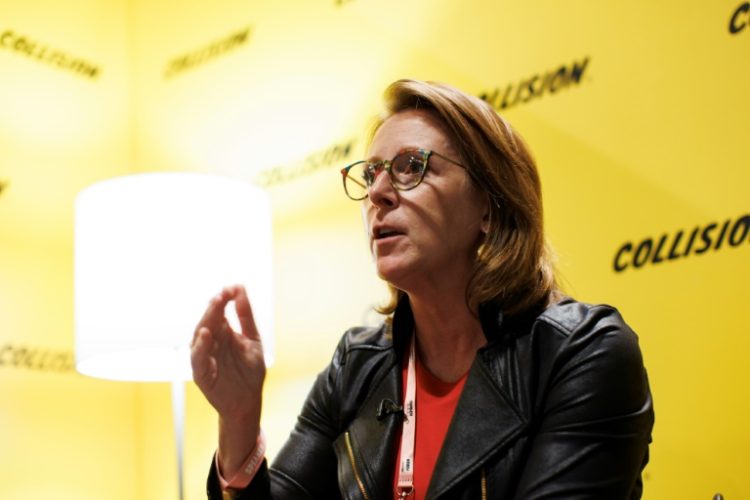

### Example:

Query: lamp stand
xmin=172 ymin=380 xmax=185 ymax=500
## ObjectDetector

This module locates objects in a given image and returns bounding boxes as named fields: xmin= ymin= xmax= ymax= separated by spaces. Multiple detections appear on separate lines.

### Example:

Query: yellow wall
xmin=1 ymin=1 xmax=748 ymax=498
xmin=0 ymin=0 xmax=142 ymax=498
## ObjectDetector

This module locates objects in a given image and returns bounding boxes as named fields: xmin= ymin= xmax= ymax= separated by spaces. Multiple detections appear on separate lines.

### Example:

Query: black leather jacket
xmin=208 ymin=298 xmax=654 ymax=499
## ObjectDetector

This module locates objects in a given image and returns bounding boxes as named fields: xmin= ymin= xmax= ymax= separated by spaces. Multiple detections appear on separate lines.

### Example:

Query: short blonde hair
xmin=374 ymin=79 xmax=559 ymax=316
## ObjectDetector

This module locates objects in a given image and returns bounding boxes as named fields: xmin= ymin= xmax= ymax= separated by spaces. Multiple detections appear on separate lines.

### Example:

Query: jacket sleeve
xmin=207 ymin=337 xmax=348 ymax=499
xmin=512 ymin=305 xmax=654 ymax=499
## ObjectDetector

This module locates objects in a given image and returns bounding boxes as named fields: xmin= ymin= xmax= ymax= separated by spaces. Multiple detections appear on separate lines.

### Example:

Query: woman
xmin=192 ymin=79 xmax=654 ymax=499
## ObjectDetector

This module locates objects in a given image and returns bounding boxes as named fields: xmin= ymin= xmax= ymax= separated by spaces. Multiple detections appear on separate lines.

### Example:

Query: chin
xmin=375 ymin=259 xmax=417 ymax=290
xmin=375 ymin=258 xmax=401 ymax=280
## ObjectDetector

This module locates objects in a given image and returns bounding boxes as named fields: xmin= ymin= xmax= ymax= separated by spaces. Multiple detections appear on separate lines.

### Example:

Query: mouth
xmin=372 ymin=226 xmax=405 ymax=241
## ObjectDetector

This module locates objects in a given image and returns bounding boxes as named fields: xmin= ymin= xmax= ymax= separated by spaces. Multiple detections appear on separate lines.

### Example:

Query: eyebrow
xmin=366 ymin=147 xmax=422 ymax=162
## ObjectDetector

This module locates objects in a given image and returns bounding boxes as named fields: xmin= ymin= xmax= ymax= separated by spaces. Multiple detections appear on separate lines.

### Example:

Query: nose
xmin=368 ymin=167 xmax=398 ymax=209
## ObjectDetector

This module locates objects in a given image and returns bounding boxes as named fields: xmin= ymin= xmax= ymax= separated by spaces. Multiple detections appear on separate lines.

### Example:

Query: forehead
xmin=368 ymin=109 xmax=454 ymax=159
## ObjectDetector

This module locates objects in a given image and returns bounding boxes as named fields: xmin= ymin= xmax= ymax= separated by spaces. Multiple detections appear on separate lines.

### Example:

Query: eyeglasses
xmin=340 ymin=148 xmax=466 ymax=201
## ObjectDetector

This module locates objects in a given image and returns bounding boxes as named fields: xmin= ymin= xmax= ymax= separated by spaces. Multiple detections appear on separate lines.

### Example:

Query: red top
xmin=393 ymin=350 xmax=469 ymax=500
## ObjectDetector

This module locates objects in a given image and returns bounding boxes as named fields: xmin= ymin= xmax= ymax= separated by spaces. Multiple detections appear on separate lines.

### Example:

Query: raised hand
xmin=191 ymin=285 xmax=266 ymax=476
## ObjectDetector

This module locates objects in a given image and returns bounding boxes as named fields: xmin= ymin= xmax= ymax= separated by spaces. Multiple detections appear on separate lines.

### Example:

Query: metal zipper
xmin=481 ymin=467 xmax=487 ymax=500
xmin=344 ymin=431 xmax=371 ymax=500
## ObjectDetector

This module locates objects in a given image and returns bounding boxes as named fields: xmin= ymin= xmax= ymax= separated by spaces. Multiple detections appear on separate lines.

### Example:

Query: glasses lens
xmin=391 ymin=151 xmax=426 ymax=189
xmin=343 ymin=162 xmax=370 ymax=200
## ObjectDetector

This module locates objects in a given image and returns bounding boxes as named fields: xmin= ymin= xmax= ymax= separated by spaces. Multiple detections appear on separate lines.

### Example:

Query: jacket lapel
xmin=426 ymin=354 xmax=527 ymax=498
xmin=336 ymin=298 xmax=414 ymax=499
xmin=335 ymin=351 xmax=402 ymax=500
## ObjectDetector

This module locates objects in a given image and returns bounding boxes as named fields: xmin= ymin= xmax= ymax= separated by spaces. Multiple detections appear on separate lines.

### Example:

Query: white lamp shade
xmin=74 ymin=173 xmax=273 ymax=382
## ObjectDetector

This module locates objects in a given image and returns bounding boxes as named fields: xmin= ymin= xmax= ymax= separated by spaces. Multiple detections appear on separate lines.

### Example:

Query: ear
xmin=480 ymin=197 xmax=491 ymax=234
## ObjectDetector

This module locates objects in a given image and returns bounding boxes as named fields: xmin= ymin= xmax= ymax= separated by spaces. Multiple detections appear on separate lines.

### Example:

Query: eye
xmin=361 ymin=166 xmax=374 ymax=184
xmin=363 ymin=162 xmax=384 ymax=185
xmin=392 ymin=153 xmax=425 ymax=176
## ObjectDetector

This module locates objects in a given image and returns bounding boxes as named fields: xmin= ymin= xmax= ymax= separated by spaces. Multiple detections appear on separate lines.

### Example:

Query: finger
xmin=195 ymin=289 xmax=232 ymax=335
xmin=191 ymin=327 xmax=215 ymax=383
xmin=191 ymin=320 xmax=209 ymax=347
xmin=232 ymin=285 xmax=262 ymax=342
xmin=191 ymin=327 xmax=213 ymax=363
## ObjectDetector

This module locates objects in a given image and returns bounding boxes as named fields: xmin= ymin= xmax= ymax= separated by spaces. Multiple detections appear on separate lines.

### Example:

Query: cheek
xmin=449 ymin=202 xmax=486 ymax=246
xmin=360 ymin=204 xmax=371 ymax=238
xmin=461 ymin=187 xmax=488 ymax=229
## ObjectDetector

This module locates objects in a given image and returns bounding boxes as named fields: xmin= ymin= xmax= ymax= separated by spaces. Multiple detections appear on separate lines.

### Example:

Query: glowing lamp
xmin=74 ymin=172 xmax=273 ymax=499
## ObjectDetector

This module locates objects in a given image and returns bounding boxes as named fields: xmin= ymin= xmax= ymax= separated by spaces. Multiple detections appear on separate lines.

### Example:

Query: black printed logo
xmin=0 ymin=343 xmax=75 ymax=373
xmin=164 ymin=26 xmax=251 ymax=78
xmin=256 ymin=139 xmax=355 ymax=187
xmin=613 ymin=214 xmax=750 ymax=272
xmin=0 ymin=29 xmax=100 ymax=79
xmin=729 ymin=2 xmax=749 ymax=34
xmin=479 ymin=57 xmax=590 ymax=111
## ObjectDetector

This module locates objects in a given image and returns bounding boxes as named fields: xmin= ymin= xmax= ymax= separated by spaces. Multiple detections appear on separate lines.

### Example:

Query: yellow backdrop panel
xmin=1 ymin=1 xmax=747 ymax=499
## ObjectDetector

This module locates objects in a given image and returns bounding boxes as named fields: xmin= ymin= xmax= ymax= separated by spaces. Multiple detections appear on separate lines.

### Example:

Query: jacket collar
xmin=394 ymin=295 xmax=532 ymax=345
xmin=426 ymin=350 xmax=527 ymax=498
xmin=344 ymin=297 xmax=528 ymax=498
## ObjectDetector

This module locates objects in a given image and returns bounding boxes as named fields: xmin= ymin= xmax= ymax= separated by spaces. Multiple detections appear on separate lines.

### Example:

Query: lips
xmin=372 ymin=224 xmax=405 ymax=241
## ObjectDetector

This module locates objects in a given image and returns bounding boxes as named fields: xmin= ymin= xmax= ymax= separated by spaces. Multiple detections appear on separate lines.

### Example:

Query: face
xmin=364 ymin=109 xmax=488 ymax=295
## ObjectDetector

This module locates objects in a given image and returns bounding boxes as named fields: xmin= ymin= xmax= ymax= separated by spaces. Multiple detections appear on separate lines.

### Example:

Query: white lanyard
xmin=396 ymin=336 xmax=417 ymax=498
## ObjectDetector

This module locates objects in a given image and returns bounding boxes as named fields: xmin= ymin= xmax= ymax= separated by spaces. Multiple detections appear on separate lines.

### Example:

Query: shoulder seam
xmin=536 ymin=303 xmax=614 ymax=338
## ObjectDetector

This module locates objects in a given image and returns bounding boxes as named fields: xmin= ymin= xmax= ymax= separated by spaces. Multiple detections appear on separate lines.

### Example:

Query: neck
xmin=408 ymin=293 xmax=486 ymax=383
